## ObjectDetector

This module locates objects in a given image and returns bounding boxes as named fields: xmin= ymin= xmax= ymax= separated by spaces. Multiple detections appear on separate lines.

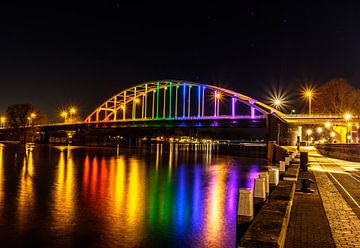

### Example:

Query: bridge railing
xmin=285 ymin=114 xmax=344 ymax=118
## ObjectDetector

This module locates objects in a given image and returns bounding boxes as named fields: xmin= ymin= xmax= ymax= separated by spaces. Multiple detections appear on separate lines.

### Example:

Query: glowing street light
xmin=306 ymin=129 xmax=312 ymax=135
xmin=344 ymin=113 xmax=351 ymax=121
xmin=0 ymin=116 xmax=5 ymax=128
xmin=61 ymin=111 xmax=68 ymax=122
xmin=274 ymin=99 xmax=282 ymax=108
xmin=302 ymin=87 xmax=315 ymax=115
xmin=330 ymin=131 xmax=336 ymax=138
xmin=344 ymin=113 xmax=351 ymax=143
xmin=325 ymin=122 xmax=331 ymax=129
xmin=317 ymin=127 xmax=323 ymax=134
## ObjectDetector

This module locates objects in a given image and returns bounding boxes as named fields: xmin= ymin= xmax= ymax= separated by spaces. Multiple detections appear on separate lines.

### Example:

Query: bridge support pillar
xmin=333 ymin=125 xmax=347 ymax=143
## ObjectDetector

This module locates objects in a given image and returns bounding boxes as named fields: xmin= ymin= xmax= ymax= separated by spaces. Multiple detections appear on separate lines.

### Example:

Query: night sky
xmin=1 ymin=1 xmax=360 ymax=121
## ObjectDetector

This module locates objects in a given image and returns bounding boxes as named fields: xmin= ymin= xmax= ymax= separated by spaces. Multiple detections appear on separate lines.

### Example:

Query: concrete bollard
xmin=285 ymin=156 xmax=290 ymax=166
xmin=258 ymin=172 xmax=270 ymax=196
xmin=268 ymin=168 xmax=279 ymax=186
xmin=237 ymin=188 xmax=254 ymax=223
xmin=254 ymin=177 xmax=266 ymax=201
xmin=236 ymin=188 xmax=254 ymax=247
xmin=279 ymin=161 xmax=286 ymax=173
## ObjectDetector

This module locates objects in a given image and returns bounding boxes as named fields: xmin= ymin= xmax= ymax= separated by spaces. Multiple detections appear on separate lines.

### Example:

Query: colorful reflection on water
xmin=0 ymin=143 xmax=268 ymax=247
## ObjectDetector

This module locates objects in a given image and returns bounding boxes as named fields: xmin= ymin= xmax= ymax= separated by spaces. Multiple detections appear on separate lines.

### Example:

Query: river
xmin=0 ymin=143 xmax=270 ymax=247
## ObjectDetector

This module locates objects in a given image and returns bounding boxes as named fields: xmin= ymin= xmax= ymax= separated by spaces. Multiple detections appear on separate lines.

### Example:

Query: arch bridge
xmin=85 ymin=80 xmax=285 ymax=124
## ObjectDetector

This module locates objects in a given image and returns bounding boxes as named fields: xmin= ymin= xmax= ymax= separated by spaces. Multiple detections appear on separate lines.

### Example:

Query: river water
xmin=0 ymin=143 xmax=270 ymax=248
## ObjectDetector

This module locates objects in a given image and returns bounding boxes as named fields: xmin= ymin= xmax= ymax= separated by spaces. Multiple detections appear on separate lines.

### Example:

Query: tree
xmin=5 ymin=104 xmax=45 ymax=143
xmin=312 ymin=78 xmax=360 ymax=114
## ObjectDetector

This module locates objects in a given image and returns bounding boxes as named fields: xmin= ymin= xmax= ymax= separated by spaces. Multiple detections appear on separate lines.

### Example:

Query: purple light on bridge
xmin=214 ymin=90 xmax=217 ymax=117
xmin=249 ymin=99 xmax=256 ymax=119
xmin=183 ymin=83 xmax=186 ymax=118
xmin=232 ymin=97 xmax=235 ymax=117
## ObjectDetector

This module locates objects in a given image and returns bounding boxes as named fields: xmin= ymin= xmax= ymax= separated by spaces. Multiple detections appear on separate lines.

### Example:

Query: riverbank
xmin=284 ymin=146 xmax=360 ymax=248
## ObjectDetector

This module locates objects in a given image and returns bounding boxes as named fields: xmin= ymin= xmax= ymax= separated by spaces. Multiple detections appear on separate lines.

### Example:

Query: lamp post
xmin=61 ymin=111 xmax=68 ymax=123
xmin=69 ymin=108 xmax=76 ymax=121
xmin=306 ymin=129 xmax=312 ymax=145
xmin=305 ymin=91 xmax=312 ymax=115
xmin=344 ymin=113 xmax=351 ymax=143
xmin=0 ymin=117 xmax=5 ymax=128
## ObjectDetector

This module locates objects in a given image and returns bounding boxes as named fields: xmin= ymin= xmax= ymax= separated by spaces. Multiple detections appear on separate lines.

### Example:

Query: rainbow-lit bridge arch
xmin=85 ymin=80 xmax=285 ymax=123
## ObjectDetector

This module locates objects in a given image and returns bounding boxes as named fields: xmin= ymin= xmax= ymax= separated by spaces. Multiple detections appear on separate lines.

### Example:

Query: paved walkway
xmin=285 ymin=169 xmax=335 ymax=248
xmin=285 ymin=146 xmax=360 ymax=248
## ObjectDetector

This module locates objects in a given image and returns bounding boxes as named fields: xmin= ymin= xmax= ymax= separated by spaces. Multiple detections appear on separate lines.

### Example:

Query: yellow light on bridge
xmin=306 ymin=129 xmax=312 ymax=135
xmin=134 ymin=98 xmax=140 ymax=104
xmin=317 ymin=127 xmax=323 ymax=134
xmin=216 ymin=92 xmax=222 ymax=99
xmin=61 ymin=111 xmax=67 ymax=117
xmin=324 ymin=122 xmax=331 ymax=128
xmin=330 ymin=131 xmax=336 ymax=137
xmin=344 ymin=113 xmax=351 ymax=120
xmin=30 ymin=113 xmax=36 ymax=119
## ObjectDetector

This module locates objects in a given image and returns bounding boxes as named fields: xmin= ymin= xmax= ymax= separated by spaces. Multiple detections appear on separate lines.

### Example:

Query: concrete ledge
xmin=269 ymin=181 xmax=296 ymax=201
xmin=283 ymin=165 xmax=299 ymax=182
xmin=241 ymin=182 xmax=295 ymax=248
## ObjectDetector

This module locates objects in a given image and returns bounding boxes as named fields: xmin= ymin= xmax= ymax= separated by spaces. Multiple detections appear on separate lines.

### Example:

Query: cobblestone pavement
xmin=309 ymin=148 xmax=360 ymax=248
xmin=285 ymin=169 xmax=335 ymax=248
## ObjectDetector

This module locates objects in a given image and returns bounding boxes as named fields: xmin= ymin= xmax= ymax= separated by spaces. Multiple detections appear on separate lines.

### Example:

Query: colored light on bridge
xmin=216 ymin=92 xmax=221 ymax=99
xmin=306 ymin=129 xmax=312 ymax=135
xmin=317 ymin=127 xmax=323 ymax=133
xmin=344 ymin=113 xmax=351 ymax=120
xmin=30 ymin=113 xmax=36 ymax=118
xmin=330 ymin=131 xmax=336 ymax=137
xmin=325 ymin=122 xmax=332 ymax=128
xmin=134 ymin=98 xmax=140 ymax=104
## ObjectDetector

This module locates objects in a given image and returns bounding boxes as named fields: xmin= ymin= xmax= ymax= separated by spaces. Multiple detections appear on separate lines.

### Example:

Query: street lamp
xmin=306 ymin=129 xmax=312 ymax=144
xmin=0 ymin=117 xmax=5 ymax=128
xmin=69 ymin=107 xmax=76 ymax=120
xmin=61 ymin=111 xmax=68 ymax=123
xmin=305 ymin=90 xmax=313 ymax=115
xmin=273 ymin=99 xmax=282 ymax=109
xmin=344 ymin=113 xmax=351 ymax=143
xmin=325 ymin=122 xmax=331 ymax=129
xmin=317 ymin=127 xmax=323 ymax=134
xmin=344 ymin=113 xmax=351 ymax=121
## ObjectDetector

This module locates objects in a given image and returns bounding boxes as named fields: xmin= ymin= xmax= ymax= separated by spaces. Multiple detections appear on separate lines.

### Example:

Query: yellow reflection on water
xmin=17 ymin=146 xmax=34 ymax=230
xmin=112 ymin=156 xmax=125 ymax=216
xmin=52 ymin=148 xmax=76 ymax=231
xmin=126 ymin=158 xmax=145 ymax=242
xmin=205 ymin=165 xmax=226 ymax=246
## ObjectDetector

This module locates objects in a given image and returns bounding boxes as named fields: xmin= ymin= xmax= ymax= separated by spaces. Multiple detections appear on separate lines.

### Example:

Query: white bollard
xmin=237 ymin=188 xmax=253 ymax=222
xmin=254 ymin=177 xmax=266 ymax=201
xmin=268 ymin=168 xmax=279 ymax=186
xmin=258 ymin=172 xmax=270 ymax=196
xmin=279 ymin=161 xmax=286 ymax=172
xmin=285 ymin=156 xmax=290 ymax=166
